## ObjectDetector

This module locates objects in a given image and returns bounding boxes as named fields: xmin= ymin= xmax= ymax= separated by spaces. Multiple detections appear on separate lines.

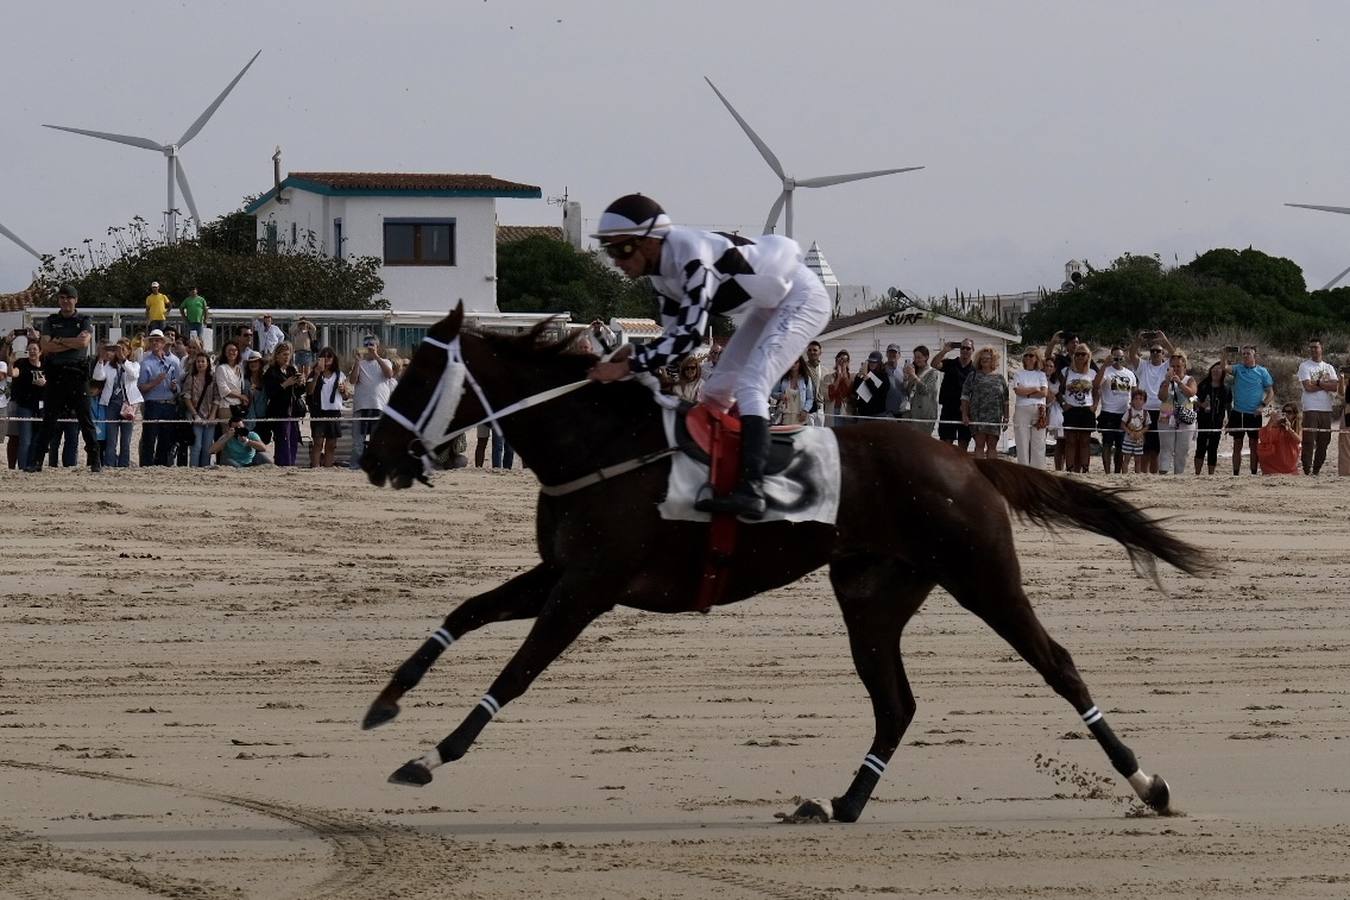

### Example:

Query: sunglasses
xmin=603 ymin=240 xmax=639 ymax=261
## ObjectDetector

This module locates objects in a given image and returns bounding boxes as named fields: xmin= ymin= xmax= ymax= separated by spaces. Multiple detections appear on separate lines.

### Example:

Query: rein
xmin=385 ymin=334 xmax=672 ymax=495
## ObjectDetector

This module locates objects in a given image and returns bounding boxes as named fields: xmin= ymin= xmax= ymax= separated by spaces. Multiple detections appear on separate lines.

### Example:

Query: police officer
xmin=26 ymin=284 xmax=100 ymax=472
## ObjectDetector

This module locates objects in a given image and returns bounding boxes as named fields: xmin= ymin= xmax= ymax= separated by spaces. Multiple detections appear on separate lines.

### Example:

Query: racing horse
xmin=359 ymin=303 xmax=1209 ymax=823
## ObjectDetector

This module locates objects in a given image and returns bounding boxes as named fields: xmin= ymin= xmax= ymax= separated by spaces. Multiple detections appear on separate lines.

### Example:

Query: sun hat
xmin=148 ymin=329 xmax=166 ymax=338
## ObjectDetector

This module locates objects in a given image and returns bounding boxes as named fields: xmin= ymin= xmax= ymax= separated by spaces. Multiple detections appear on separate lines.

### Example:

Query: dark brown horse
xmin=359 ymin=304 xmax=1209 ymax=822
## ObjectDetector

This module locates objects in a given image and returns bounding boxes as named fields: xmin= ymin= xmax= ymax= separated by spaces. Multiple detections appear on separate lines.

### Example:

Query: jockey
xmin=588 ymin=194 xmax=832 ymax=519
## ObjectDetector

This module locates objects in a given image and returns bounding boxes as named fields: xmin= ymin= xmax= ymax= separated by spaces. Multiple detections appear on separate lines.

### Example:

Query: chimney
xmin=272 ymin=146 xmax=289 ymax=204
xmin=562 ymin=200 xmax=583 ymax=250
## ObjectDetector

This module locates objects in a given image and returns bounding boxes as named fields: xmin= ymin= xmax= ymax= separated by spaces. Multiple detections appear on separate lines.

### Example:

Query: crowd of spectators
xmin=0 ymin=279 xmax=438 ymax=472
xmin=659 ymin=328 xmax=1350 ymax=477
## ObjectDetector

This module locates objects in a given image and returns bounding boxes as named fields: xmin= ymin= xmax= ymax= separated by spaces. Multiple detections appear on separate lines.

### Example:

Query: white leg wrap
xmin=419 ymin=749 xmax=442 ymax=771
xmin=430 ymin=628 xmax=454 ymax=649
xmin=1127 ymin=769 xmax=1151 ymax=796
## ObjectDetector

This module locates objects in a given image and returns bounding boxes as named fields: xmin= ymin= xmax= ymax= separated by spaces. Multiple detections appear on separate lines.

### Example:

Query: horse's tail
xmin=973 ymin=458 xmax=1213 ymax=581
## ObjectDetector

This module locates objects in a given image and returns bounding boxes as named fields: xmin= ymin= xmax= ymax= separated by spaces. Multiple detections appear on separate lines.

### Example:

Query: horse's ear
xmin=429 ymin=302 xmax=465 ymax=341
xmin=447 ymin=301 xmax=464 ymax=336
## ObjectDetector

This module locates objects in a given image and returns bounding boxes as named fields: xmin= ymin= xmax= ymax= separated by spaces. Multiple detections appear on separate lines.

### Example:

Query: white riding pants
xmin=701 ymin=265 xmax=832 ymax=419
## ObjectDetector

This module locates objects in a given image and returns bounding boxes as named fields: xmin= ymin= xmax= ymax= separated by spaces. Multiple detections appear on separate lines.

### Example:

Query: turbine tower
xmin=44 ymin=50 xmax=262 ymax=244
xmin=704 ymin=76 xmax=923 ymax=239
xmin=1285 ymin=201 xmax=1350 ymax=289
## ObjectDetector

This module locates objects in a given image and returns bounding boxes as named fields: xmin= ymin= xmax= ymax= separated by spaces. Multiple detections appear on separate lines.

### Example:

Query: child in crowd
xmin=1120 ymin=387 xmax=1149 ymax=473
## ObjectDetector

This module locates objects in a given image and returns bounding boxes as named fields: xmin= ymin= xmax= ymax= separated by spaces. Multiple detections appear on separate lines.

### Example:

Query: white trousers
xmin=701 ymin=265 xmax=832 ymax=419
xmin=1012 ymin=404 xmax=1046 ymax=469
xmin=1157 ymin=419 xmax=1194 ymax=474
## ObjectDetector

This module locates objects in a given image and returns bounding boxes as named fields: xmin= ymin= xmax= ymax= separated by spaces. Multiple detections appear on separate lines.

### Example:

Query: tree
xmin=496 ymin=235 xmax=657 ymax=322
xmin=39 ymin=206 xmax=387 ymax=310
xmin=1020 ymin=248 xmax=1333 ymax=351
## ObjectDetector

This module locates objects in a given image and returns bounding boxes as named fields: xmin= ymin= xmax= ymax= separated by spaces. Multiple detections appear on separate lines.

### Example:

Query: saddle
xmin=674 ymin=403 xmax=804 ymax=474
xmin=673 ymin=404 xmax=807 ymax=614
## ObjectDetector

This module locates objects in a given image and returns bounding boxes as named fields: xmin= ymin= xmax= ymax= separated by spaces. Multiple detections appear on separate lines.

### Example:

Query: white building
xmin=816 ymin=306 xmax=1021 ymax=373
xmin=246 ymin=171 xmax=541 ymax=312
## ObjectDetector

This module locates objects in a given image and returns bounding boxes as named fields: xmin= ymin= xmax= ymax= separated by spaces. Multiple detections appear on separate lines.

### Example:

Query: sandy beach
xmin=2 ymin=465 xmax=1348 ymax=899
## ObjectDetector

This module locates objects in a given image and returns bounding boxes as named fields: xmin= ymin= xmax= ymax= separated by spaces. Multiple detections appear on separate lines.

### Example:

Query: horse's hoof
xmin=388 ymin=760 xmax=433 ymax=787
xmin=1143 ymin=774 xmax=1171 ymax=813
xmin=775 ymin=797 xmax=832 ymax=824
xmin=362 ymin=699 xmax=401 ymax=730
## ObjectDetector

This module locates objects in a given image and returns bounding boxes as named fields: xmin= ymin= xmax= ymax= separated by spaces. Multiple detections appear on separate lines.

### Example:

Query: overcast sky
xmin=4 ymin=1 xmax=1350 ymax=302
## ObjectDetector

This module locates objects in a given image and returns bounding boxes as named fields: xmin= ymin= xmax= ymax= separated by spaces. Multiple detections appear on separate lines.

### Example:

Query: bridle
xmin=381 ymin=334 xmax=590 ymax=479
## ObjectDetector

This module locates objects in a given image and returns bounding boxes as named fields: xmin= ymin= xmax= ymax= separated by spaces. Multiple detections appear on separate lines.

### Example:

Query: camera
xmin=234 ymin=424 xmax=249 ymax=439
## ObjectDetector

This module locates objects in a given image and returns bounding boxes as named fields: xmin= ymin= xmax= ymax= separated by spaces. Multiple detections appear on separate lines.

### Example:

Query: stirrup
xmin=694 ymin=482 xmax=767 ymax=520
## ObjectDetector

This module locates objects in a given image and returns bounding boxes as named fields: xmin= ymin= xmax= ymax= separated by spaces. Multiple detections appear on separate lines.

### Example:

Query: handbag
xmin=1173 ymin=385 xmax=1197 ymax=425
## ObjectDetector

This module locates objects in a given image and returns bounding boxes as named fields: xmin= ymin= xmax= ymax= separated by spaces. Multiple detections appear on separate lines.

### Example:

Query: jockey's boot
xmin=694 ymin=415 xmax=768 ymax=520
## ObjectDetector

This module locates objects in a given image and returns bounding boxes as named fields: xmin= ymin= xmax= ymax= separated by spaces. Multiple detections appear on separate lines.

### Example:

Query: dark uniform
xmin=29 ymin=311 xmax=98 ymax=470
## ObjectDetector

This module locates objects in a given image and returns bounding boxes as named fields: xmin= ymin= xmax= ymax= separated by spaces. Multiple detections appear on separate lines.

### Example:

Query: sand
xmin=2 ymin=465 xmax=1348 ymax=899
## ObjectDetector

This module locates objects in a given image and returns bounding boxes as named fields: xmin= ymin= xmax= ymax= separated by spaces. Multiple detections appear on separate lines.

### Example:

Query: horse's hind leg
xmin=362 ymin=563 xmax=560 ymax=730
xmin=956 ymin=580 xmax=1172 ymax=814
xmin=790 ymin=556 xmax=931 ymax=824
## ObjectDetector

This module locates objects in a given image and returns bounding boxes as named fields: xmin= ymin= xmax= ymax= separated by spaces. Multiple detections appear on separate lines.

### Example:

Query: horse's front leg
xmin=362 ymin=563 xmax=561 ymax=729
xmin=387 ymin=577 xmax=612 ymax=786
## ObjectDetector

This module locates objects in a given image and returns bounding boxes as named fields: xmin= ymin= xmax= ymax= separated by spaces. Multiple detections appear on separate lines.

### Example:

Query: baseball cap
xmin=148 ymin=329 xmax=166 ymax=339
xmin=56 ymin=283 xmax=78 ymax=299
xmin=867 ymin=350 xmax=884 ymax=363
xmin=150 ymin=281 xmax=159 ymax=288
xmin=885 ymin=343 xmax=901 ymax=353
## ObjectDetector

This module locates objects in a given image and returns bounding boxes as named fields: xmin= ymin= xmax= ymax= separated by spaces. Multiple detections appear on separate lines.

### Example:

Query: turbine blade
xmin=175 ymin=158 xmax=201 ymax=228
xmin=1323 ymin=263 xmax=1350 ymax=291
xmin=43 ymin=123 xmax=163 ymax=152
xmin=1279 ymin=199 xmax=1350 ymax=214
xmin=178 ymin=49 xmax=262 ymax=146
xmin=764 ymin=191 xmax=787 ymax=234
xmin=1286 ymin=202 xmax=1350 ymax=216
xmin=0 ymin=221 xmax=43 ymax=260
xmin=796 ymin=166 xmax=924 ymax=188
xmin=704 ymin=77 xmax=786 ymax=179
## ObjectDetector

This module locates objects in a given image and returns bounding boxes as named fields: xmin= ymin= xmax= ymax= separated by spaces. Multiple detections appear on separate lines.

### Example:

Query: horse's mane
xmin=467 ymin=320 xmax=655 ymax=417
xmin=469 ymin=320 xmax=599 ymax=368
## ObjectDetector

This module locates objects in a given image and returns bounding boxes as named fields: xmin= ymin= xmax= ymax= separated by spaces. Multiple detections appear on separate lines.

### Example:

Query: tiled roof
xmin=496 ymin=225 xmax=563 ymax=245
xmin=0 ymin=280 xmax=43 ymax=313
xmin=289 ymin=172 xmax=540 ymax=193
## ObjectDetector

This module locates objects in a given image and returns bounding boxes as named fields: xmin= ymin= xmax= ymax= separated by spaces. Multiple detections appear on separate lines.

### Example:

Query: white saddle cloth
xmin=656 ymin=408 xmax=841 ymax=525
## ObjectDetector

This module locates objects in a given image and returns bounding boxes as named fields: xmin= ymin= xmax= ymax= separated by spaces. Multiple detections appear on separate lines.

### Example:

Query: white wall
xmin=253 ymin=192 xmax=499 ymax=314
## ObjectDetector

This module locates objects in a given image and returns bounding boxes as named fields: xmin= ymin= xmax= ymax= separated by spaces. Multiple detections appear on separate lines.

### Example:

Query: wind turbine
xmin=44 ymin=50 xmax=262 ymax=244
xmin=0 ymin=219 xmax=43 ymax=262
xmin=704 ymin=76 xmax=923 ymax=239
xmin=1285 ymin=201 xmax=1350 ymax=289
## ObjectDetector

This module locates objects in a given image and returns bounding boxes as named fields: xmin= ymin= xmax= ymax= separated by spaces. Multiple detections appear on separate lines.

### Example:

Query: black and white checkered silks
xmin=631 ymin=227 xmax=831 ymax=419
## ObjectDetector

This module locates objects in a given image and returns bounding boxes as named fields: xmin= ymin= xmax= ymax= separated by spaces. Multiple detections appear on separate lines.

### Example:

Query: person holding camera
xmin=1156 ymin=349 xmax=1198 ymax=475
xmin=1257 ymin=403 xmax=1301 ymax=475
xmin=306 ymin=346 xmax=350 ymax=468
xmin=263 ymin=343 xmax=305 ymax=466
xmin=1127 ymin=330 xmax=1174 ymax=474
xmin=209 ymin=411 xmax=273 ymax=467
xmin=1297 ymin=339 xmax=1338 ymax=475
xmin=93 ymin=339 xmax=141 ymax=468
xmin=935 ymin=339 xmax=975 ymax=449
xmin=289 ymin=317 xmax=317 ymax=376
xmin=348 ymin=335 xmax=395 ymax=470
xmin=26 ymin=285 xmax=100 ymax=473
xmin=1193 ymin=361 xmax=1231 ymax=475
xmin=8 ymin=337 xmax=43 ymax=469
xmin=136 ymin=329 xmax=182 ymax=467
xmin=1223 ymin=345 xmax=1274 ymax=475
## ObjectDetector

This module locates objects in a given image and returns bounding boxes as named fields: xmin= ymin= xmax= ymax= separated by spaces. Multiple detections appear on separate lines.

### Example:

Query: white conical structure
xmin=1285 ymin=201 xmax=1350 ymax=289
xmin=0 ymin=219 xmax=43 ymax=261
xmin=705 ymin=76 xmax=923 ymax=239
xmin=45 ymin=50 xmax=261 ymax=243
xmin=803 ymin=241 xmax=839 ymax=290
